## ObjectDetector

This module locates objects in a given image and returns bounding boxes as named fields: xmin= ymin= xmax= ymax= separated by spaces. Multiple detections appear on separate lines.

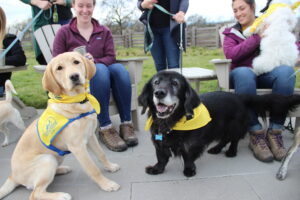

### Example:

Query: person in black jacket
xmin=137 ymin=0 xmax=189 ymax=71
xmin=0 ymin=7 xmax=26 ymax=96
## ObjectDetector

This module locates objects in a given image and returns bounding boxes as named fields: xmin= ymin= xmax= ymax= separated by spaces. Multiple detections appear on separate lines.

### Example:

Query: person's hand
xmin=85 ymin=53 xmax=94 ymax=62
xmin=52 ymin=0 xmax=67 ymax=6
xmin=141 ymin=0 xmax=158 ymax=9
xmin=173 ymin=11 xmax=185 ymax=24
xmin=257 ymin=23 xmax=269 ymax=38
xmin=31 ymin=0 xmax=52 ymax=10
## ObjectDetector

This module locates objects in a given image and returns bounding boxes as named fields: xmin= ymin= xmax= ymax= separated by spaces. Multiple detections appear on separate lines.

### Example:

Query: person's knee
xmin=109 ymin=63 xmax=130 ymax=80
xmin=231 ymin=67 xmax=256 ymax=84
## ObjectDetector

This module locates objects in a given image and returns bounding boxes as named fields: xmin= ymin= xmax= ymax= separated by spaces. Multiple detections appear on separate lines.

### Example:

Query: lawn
xmin=10 ymin=47 xmax=300 ymax=109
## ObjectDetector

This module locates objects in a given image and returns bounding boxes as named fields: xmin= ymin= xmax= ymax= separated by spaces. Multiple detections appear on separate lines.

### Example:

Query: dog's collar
xmin=145 ymin=103 xmax=212 ymax=132
xmin=48 ymin=81 xmax=100 ymax=114
xmin=250 ymin=3 xmax=295 ymax=33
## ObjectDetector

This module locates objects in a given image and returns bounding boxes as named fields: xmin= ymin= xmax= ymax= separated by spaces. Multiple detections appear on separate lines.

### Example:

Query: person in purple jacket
xmin=137 ymin=0 xmax=189 ymax=71
xmin=53 ymin=0 xmax=138 ymax=152
xmin=223 ymin=0 xmax=299 ymax=163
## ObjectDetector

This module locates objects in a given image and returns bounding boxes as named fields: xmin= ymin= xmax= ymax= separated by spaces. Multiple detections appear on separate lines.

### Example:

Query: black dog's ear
xmin=138 ymin=78 xmax=153 ymax=115
xmin=184 ymin=79 xmax=200 ymax=120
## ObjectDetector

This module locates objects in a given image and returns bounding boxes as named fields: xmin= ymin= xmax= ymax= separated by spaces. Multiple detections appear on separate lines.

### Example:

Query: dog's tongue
xmin=157 ymin=104 xmax=168 ymax=113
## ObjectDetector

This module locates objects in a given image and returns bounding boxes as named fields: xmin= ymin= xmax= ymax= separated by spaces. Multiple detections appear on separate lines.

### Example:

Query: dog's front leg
xmin=68 ymin=144 xmax=120 ymax=192
xmin=181 ymin=151 xmax=197 ymax=177
xmin=88 ymin=133 xmax=120 ymax=172
xmin=146 ymin=143 xmax=170 ymax=175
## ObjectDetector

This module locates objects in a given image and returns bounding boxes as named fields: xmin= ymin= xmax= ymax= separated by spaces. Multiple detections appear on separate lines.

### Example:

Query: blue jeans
xmin=230 ymin=65 xmax=295 ymax=131
xmin=151 ymin=26 xmax=180 ymax=71
xmin=90 ymin=63 xmax=132 ymax=127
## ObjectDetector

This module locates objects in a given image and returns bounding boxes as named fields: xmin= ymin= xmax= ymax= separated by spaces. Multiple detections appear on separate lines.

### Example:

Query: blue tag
xmin=155 ymin=134 xmax=163 ymax=141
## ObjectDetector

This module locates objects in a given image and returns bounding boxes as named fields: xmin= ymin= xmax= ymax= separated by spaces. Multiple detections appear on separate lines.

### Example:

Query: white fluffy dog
xmin=243 ymin=0 xmax=298 ymax=75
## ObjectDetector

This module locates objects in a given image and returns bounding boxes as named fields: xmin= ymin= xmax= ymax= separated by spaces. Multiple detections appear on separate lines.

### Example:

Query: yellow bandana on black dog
xmin=145 ymin=103 xmax=212 ymax=131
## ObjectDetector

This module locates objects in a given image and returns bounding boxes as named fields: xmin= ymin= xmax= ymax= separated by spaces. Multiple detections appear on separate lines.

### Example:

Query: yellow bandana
xmin=250 ymin=2 xmax=300 ymax=33
xmin=145 ymin=103 xmax=212 ymax=131
xmin=48 ymin=82 xmax=100 ymax=114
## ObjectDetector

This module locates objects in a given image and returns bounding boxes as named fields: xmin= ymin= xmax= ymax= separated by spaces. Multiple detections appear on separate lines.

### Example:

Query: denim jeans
xmin=230 ymin=65 xmax=295 ymax=131
xmin=90 ymin=63 xmax=132 ymax=127
xmin=151 ymin=26 xmax=180 ymax=71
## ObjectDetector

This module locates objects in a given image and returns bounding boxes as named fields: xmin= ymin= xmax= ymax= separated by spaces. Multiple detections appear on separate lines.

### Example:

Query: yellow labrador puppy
xmin=0 ymin=52 xmax=120 ymax=200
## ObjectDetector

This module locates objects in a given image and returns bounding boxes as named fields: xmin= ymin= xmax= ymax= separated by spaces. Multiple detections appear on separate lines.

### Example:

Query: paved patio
xmin=1 ymin=109 xmax=300 ymax=200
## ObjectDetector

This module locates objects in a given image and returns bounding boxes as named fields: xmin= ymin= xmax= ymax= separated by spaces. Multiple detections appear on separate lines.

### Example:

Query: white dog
xmin=0 ymin=80 xmax=25 ymax=147
xmin=243 ymin=0 xmax=298 ymax=75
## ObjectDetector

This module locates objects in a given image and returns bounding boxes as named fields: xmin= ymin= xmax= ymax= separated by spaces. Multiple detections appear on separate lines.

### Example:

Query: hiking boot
xmin=120 ymin=123 xmax=138 ymax=147
xmin=267 ymin=129 xmax=286 ymax=161
xmin=98 ymin=127 xmax=127 ymax=152
xmin=249 ymin=130 xmax=274 ymax=162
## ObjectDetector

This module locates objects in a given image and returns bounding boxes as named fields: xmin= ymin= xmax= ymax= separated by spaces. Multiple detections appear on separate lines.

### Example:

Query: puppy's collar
xmin=145 ymin=103 xmax=212 ymax=131
xmin=250 ymin=3 xmax=296 ymax=33
xmin=48 ymin=82 xmax=100 ymax=114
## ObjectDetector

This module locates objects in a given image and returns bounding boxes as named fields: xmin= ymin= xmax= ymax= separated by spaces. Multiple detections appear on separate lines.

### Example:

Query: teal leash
xmin=0 ymin=6 xmax=54 ymax=61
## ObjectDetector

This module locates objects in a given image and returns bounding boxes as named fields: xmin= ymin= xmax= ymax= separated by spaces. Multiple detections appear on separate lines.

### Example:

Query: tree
xmin=99 ymin=0 xmax=137 ymax=35
xmin=186 ymin=14 xmax=208 ymax=27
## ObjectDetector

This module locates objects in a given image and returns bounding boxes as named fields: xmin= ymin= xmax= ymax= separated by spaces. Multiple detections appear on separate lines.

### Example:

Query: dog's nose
xmin=70 ymin=73 xmax=80 ymax=82
xmin=154 ymin=89 xmax=167 ymax=99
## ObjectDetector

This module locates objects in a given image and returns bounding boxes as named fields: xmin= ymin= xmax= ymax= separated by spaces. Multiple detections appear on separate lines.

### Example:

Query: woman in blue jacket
xmin=137 ymin=0 xmax=189 ymax=71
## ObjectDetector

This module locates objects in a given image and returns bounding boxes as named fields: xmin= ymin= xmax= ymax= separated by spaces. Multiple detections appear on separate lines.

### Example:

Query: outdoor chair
xmin=33 ymin=24 xmax=147 ymax=130
xmin=210 ymin=24 xmax=300 ymax=131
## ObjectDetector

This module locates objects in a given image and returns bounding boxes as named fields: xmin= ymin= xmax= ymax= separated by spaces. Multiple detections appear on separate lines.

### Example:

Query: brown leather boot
xmin=98 ymin=127 xmax=127 ymax=152
xmin=120 ymin=123 xmax=138 ymax=147
xmin=267 ymin=129 xmax=286 ymax=161
xmin=249 ymin=130 xmax=274 ymax=162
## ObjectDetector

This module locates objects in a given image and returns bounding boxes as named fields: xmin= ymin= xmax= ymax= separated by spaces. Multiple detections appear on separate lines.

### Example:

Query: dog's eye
xmin=73 ymin=60 xmax=80 ymax=65
xmin=171 ymin=80 xmax=178 ymax=86
xmin=154 ymin=80 xmax=160 ymax=85
xmin=57 ymin=66 xmax=63 ymax=70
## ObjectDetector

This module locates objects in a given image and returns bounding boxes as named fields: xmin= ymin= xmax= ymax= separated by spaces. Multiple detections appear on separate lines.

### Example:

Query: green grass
xmin=10 ymin=47 xmax=300 ymax=109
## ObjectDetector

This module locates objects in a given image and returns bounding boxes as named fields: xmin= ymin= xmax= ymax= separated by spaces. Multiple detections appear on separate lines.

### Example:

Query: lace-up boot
xmin=99 ymin=127 xmax=127 ymax=152
xmin=267 ymin=129 xmax=286 ymax=161
xmin=249 ymin=130 xmax=274 ymax=162
xmin=120 ymin=123 xmax=138 ymax=147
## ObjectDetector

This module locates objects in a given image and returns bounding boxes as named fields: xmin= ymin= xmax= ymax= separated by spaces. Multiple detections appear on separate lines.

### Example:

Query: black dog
xmin=138 ymin=71 xmax=300 ymax=177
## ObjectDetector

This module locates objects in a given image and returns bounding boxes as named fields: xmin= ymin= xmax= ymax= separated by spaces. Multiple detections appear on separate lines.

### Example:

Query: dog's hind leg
xmin=0 ymin=125 xmax=9 ymax=147
xmin=207 ymin=139 xmax=228 ymax=155
xmin=29 ymin=155 xmax=71 ymax=200
xmin=88 ymin=133 xmax=120 ymax=172
xmin=276 ymin=130 xmax=300 ymax=180
xmin=225 ymin=140 xmax=239 ymax=157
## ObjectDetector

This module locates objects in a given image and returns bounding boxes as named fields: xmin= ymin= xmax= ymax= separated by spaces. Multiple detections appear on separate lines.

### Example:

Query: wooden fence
xmin=19 ymin=25 xmax=222 ymax=53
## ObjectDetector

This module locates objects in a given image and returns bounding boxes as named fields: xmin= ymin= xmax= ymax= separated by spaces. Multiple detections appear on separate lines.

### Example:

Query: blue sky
xmin=2 ymin=0 xmax=267 ymax=26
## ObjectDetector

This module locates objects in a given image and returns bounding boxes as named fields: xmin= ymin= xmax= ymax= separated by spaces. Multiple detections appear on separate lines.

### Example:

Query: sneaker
xmin=98 ymin=127 xmax=127 ymax=152
xmin=267 ymin=129 xmax=286 ymax=161
xmin=120 ymin=123 xmax=138 ymax=147
xmin=249 ymin=130 xmax=274 ymax=162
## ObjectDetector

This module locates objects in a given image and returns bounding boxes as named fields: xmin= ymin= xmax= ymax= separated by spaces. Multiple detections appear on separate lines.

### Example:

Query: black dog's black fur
xmin=138 ymin=71 xmax=300 ymax=177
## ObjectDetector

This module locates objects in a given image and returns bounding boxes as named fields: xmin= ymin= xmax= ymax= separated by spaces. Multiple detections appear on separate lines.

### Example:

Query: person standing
xmin=20 ymin=0 xmax=73 ymax=64
xmin=52 ymin=0 xmax=138 ymax=152
xmin=137 ymin=0 xmax=189 ymax=71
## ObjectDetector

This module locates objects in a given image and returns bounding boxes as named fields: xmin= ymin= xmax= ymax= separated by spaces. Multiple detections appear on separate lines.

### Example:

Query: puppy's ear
xmin=82 ymin=56 xmax=96 ymax=80
xmin=184 ymin=79 xmax=200 ymax=120
xmin=42 ymin=62 xmax=62 ymax=95
xmin=138 ymin=78 xmax=153 ymax=115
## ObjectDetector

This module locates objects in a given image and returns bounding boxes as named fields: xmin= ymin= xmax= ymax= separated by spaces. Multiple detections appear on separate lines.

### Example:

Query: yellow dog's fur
xmin=0 ymin=52 xmax=120 ymax=200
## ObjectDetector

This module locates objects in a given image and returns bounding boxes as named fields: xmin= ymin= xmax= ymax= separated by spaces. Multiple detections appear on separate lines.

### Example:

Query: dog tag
xmin=155 ymin=134 xmax=163 ymax=141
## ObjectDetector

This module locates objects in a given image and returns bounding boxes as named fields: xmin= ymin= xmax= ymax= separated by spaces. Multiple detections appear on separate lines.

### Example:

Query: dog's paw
xmin=104 ymin=163 xmax=120 ymax=173
xmin=276 ymin=168 xmax=287 ymax=180
xmin=55 ymin=192 xmax=72 ymax=200
xmin=183 ymin=168 xmax=196 ymax=177
xmin=207 ymin=147 xmax=222 ymax=154
xmin=100 ymin=180 xmax=120 ymax=192
xmin=225 ymin=150 xmax=237 ymax=157
xmin=145 ymin=166 xmax=164 ymax=175
xmin=56 ymin=166 xmax=72 ymax=175
xmin=1 ymin=141 xmax=8 ymax=147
